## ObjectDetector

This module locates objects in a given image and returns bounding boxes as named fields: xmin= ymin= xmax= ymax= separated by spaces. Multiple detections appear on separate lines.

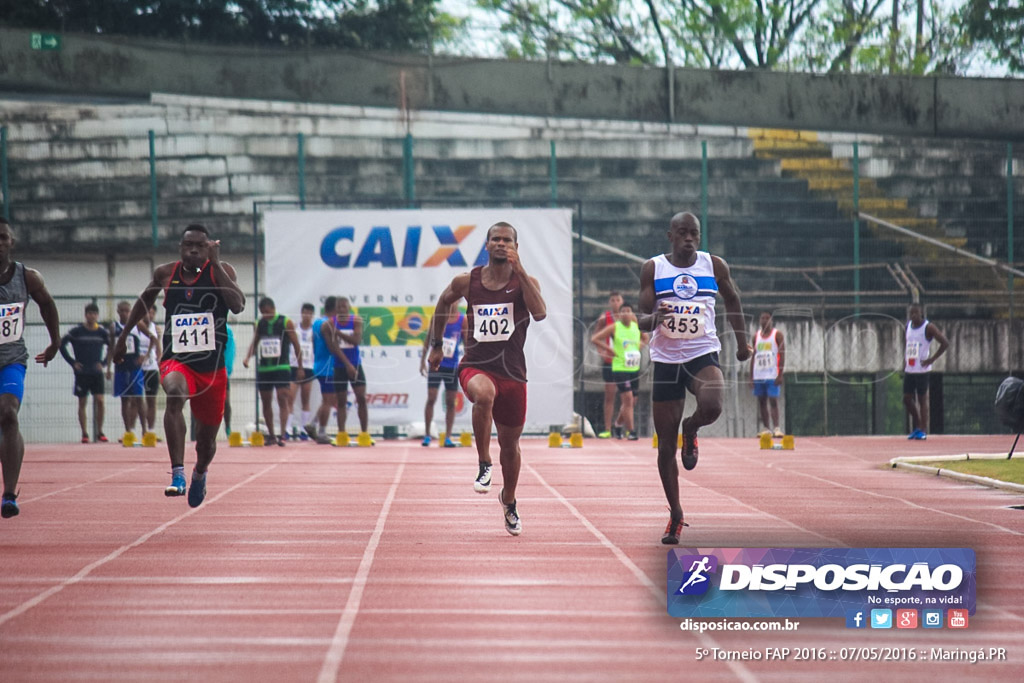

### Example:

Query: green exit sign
xmin=30 ymin=33 xmax=61 ymax=51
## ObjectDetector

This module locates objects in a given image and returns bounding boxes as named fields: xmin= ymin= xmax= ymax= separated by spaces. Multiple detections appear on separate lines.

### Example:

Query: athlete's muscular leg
xmin=0 ymin=394 xmax=24 ymax=496
xmin=317 ymin=391 xmax=337 ymax=431
xmin=353 ymin=384 xmax=369 ymax=433
xmin=444 ymin=389 xmax=457 ymax=438
xmin=919 ymin=390 xmax=931 ymax=433
xmin=162 ymin=372 xmax=189 ymax=468
xmin=424 ymin=386 xmax=439 ymax=436
xmin=768 ymin=396 xmax=780 ymax=430
xmin=903 ymin=393 xmax=921 ymax=431
xmin=757 ymin=395 xmax=770 ymax=431
xmin=335 ymin=388 xmax=349 ymax=434
xmin=681 ymin=365 xmax=724 ymax=435
xmin=495 ymin=422 xmax=523 ymax=503
xmin=275 ymin=386 xmax=290 ymax=438
xmin=193 ymin=419 xmax=219 ymax=474
xmin=603 ymin=381 xmax=616 ymax=432
xmin=464 ymin=373 xmax=496 ymax=466
xmin=77 ymin=395 xmax=89 ymax=438
xmin=653 ymin=398 xmax=685 ymax=518
xmin=259 ymin=388 xmax=277 ymax=438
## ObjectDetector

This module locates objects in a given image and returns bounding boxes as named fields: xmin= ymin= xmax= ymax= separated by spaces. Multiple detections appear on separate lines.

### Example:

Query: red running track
xmin=0 ymin=435 xmax=1022 ymax=682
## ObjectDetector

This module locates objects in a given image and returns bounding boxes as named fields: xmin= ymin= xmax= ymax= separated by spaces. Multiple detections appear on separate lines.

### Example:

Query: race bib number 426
xmin=472 ymin=303 xmax=515 ymax=342
xmin=171 ymin=313 xmax=215 ymax=353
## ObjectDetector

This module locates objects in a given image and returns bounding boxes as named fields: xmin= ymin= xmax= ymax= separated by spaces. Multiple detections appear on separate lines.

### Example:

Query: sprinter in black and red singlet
xmin=113 ymin=225 xmax=245 ymax=508
xmin=428 ymin=222 xmax=546 ymax=536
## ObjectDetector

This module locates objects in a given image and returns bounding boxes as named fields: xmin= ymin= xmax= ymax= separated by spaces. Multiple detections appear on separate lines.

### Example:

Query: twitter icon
xmin=870 ymin=609 xmax=892 ymax=629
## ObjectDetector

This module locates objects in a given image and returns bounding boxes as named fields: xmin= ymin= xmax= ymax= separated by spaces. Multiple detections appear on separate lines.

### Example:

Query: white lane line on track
xmin=317 ymin=451 xmax=407 ymax=683
xmin=525 ymin=462 xmax=759 ymax=683
xmin=0 ymin=461 xmax=285 ymax=628
xmin=18 ymin=464 xmax=150 ymax=505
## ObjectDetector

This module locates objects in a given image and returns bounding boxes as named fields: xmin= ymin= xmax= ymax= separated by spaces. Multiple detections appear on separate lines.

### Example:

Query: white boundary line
xmin=317 ymin=452 xmax=407 ymax=683
xmin=0 ymin=461 xmax=285 ymax=627
xmin=525 ymin=462 xmax=758 ymax=683
xmin=18 ymin=464 xmax=149 ymax=505
xmin=889 ymin=455 xmax=1024 ymax=494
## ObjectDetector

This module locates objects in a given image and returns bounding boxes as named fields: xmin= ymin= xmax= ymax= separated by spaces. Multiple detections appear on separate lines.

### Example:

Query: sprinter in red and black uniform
xmin=112 ymin=225 xmax=245 ymax=508
xmin=428 ymin=222 xmax=546 ymax=536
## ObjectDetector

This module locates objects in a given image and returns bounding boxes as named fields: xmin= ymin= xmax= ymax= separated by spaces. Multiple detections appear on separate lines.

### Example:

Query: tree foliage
xmin=0 ymin=0 xmax=463 ymax=51
xmin=959 ymin=0 xmax=1024 ymax=73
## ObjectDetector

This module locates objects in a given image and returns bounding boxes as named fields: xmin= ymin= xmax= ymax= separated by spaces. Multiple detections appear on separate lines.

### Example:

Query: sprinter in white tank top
xmin=638 ymin=211 xmax=751 ymax=544
xmin=902 ymin=303 xmax=949 ymax=440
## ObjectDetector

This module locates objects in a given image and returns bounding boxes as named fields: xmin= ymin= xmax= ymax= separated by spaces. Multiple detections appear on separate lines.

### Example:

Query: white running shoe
xmin=474 ymin=462 xmax=492 ymax=493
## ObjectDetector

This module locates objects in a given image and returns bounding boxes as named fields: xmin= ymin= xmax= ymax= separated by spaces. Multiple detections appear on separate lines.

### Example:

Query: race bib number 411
xmin=472 ymin=303 xmax=515 ymax=342
xmin=171 ymin=313 xmax=215 ymax=353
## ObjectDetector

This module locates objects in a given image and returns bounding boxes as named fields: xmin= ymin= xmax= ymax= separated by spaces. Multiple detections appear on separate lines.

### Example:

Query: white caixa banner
xmin=264 ymin=208 xmax=574 ymax=433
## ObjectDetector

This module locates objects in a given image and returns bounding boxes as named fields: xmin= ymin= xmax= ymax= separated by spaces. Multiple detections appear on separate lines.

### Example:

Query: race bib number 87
xmin=0 ymin=304 xmax=23 ymax=345
xmin=473 ymin=303 xmax=515 ymax=342
xmin=171 ymin=313 xmax=215 ymax=353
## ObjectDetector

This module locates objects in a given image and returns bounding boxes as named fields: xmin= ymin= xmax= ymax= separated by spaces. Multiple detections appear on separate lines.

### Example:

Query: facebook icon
xmin=845 ymin=609 xmax=867 ymax=629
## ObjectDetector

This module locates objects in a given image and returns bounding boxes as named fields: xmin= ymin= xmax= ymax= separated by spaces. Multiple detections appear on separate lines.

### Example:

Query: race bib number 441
xmin=171 ymin=313 xmax=215 ymax=353
xmin=0 ymin=303 xmax=24 ymax=345
xmin=473 ymin=303 xmax=515 ymax=342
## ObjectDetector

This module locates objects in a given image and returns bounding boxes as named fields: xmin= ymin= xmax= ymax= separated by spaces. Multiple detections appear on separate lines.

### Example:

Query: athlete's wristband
xmin=430 ymin=339 xmax=443 ymax=349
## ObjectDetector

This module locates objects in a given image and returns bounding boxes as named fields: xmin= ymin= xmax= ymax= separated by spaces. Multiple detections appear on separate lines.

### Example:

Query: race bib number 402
xmin=171 ymin=313 xmax=216 ymax=353
xmin=473 ymin=303 xmax=515 ymax=342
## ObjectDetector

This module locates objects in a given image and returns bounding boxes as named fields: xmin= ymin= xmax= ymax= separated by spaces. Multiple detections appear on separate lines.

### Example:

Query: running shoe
xmin=304 ymin=423 xmax=319 ymax=440
xmin=81 ymin=435 xmax=90 ymax=444
xmin=1 ymin=494 xmax=19 ymax=519
xmin=474 ymin=462 xmax=492 ymax=493
xmin=681 ymin=432 xmax=699 ymax=471
xmin=276 ymin=435 xmax=286 ymax=447
xmin=661 ymin=511 xmax=688 ymax=544
xmin=421 ymin=435 xmax=431 ymax=447
xmin=627 ymin=431 xmax=639 ymax=441
xmin=773 ymin=427 xmax=784 ymax=438
xmin=912 ymin=430 xmax=927 ymax=440
xmin=97 ymin=433 xmax=108 ymax=443
xmin=165 ymin=471 xmax=186 ymax=497
xmin=188 ymin=470 xmax=207 ymax=508
xmin=597 ymin=431 xmax=612 ymax=439
xmin=499 ymin=488 xmax=522 ymax=536
xmin=443 ymin=437 xmax=457 ymax=448
xmin=613 ymin=426 xmax=624 ymax=440
xmin=314 ymin=432 xmax=332 ymax=445
xmin=907 ymin=430 xmax=919 ymax=440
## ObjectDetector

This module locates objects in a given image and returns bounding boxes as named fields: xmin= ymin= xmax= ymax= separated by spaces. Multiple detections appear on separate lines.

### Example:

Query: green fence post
xmin=403 ymin=133 xmax=415 ymax=208
xmin=853 ymin=142 xmax=860 ymax=315
xmin=549 ymin=140 xmax=558 ymax=208
xmin=149 ymin=130 xmax=158 ymax=248
xmin=700 ymin=140 xmax=708 ymax=251
xmin=297 ymin=132 xmax=306 ymax=210
xmin=1 ymin=126 xmax=10 ymax=221
xmin=1007 ymin=142 xmax=1015 ymax=323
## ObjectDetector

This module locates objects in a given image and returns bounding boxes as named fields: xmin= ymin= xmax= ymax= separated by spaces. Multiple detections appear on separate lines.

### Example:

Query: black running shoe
xmin=661 ymin=511 xmax=688 ymax=544
xmin=473 ymin=462 xmax=492 ymax=493
xmin=499 ymin=488 xmax=522 ymax=536
xmin=1 ymin=493 xmax=19 ymax=519
xmin=626 ymin=431 xmax=639 ymax=441
xmin=681 ymin=432 xmax=699 ymax=470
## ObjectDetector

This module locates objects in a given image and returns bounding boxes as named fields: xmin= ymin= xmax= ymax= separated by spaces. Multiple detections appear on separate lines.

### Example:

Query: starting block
xmin=141 ymin=432 xmax=158 ymax=448
xmin=548 ymin=432 xmax=563 ymax=448
xmin=760 ymin=433 xmax=796 ymax=450
xmin=357 ymin=431 xmax=374 ymax=447
xmin=459 ymin=431 xmax=473 ymax=447
xmin=569 ymin=432 xmax=584 ymax=448
xmin=121 ymin=432 xmax=136 ymax=447
xmin=652 ymin=433 xmax=684 ymax=448
xmin=228 ymin=432 xmax=244 ymax=447
xmin=249 ymin=431 xmax=265 ymax=447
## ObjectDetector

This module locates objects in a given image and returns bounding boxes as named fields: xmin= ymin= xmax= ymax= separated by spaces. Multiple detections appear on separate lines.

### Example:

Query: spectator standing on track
xmin=112 ymin=224 xmax=245 ymax=508
xmin=902 ymin=303 xmax=949 ymax=440
xmin=138 ymin=304 xmax=163 ymax=439
xmin=286 ymin=302 xmax=316 ymax=440
xmin=110 ymin=300 xmax=156 ymax=443
xmin=242 ymin=297 xmax=303 ymax=446
xmin=60 ymin=302 xmax=110 ymax=444
xmin=420 ymin=306 xmax=466 ymax=447
xmin=638 ymin=211 xmax=750 ymax=544
xmin=0 ymin=219 xmax=61 ymax=519
xmin=428 ymin=222 xmax=547 ymax=536
xmin=594 ymin=291 xmax=623 ymax=438
xmin=590 ymin=302 xmax=647 ymax=440
xmin=751 ymin=310 xmax=785 ymax=438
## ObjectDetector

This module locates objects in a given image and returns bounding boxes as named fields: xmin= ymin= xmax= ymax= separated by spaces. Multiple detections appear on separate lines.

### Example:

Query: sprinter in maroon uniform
xmin=113 ymin=225 xmax=245 ymax=508
xmin=428 ymin=222 xmax=546 ymax=536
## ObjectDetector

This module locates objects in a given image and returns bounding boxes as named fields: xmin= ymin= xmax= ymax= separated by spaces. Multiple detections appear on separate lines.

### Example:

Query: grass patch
xmin=909 ymin=458 xmax=1024 ymax=486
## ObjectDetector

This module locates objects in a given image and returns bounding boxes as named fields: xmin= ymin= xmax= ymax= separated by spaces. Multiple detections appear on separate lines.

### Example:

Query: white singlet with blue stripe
xmin=648 ymin=252 xmax=721 ymax=363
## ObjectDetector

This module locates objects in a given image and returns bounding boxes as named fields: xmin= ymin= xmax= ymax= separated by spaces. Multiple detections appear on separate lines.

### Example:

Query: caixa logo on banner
xmin=320 ymin=225 xmax=491 ymax=269
xmin=667 ymin=548 xmax=976 ymax=619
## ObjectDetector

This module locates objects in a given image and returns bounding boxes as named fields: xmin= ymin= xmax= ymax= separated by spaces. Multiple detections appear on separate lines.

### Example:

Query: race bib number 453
xmin=661 ymin=313 xmax=704 ymax=340
xmin=171 ymin=313 xmax=215 ymax=353
xmin=473 ymin=303 xmax=515 ymax=342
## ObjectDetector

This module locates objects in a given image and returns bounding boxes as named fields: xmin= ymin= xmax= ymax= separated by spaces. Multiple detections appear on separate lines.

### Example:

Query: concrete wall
xmin=2 ymin=27 xmax=1023 ymax=140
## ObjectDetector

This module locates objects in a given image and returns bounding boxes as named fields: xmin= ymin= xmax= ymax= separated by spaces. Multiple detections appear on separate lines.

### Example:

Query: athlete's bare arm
xmin=712 ymin=255 xmax=751 ymax=362
xmin=775 ymin=329 xmax=785 ymax=384
xmin=113 ymin=262 xmax=176 ymax=365
xmin=207 ymin=241 xmax=245 ymax=314
xmin=591 ymin=323 xmax=616 ymax=346
xmin=26 ymin=267 xmax=61 ymax=366
xmin=637 ymin=259 xmax=671 ymax=332
xmin=922 ymin=323 xmax=949 ymax=367
xmin=336 ymin=317 xmax=362 ymax=347
xmin=427 ymin=274 xmax=471 ymax=371
xmin=241 ymin=325 xmax=258 ymax=369
xmin=285 ymin=318 xmax=304 ymax=378
xmin=505 ymin=243 xmax=546 ymax=321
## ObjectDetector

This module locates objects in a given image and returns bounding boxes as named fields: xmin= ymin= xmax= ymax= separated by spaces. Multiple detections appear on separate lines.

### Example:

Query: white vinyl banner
xmin=264 ymin=209 xmax=574 ymax=433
